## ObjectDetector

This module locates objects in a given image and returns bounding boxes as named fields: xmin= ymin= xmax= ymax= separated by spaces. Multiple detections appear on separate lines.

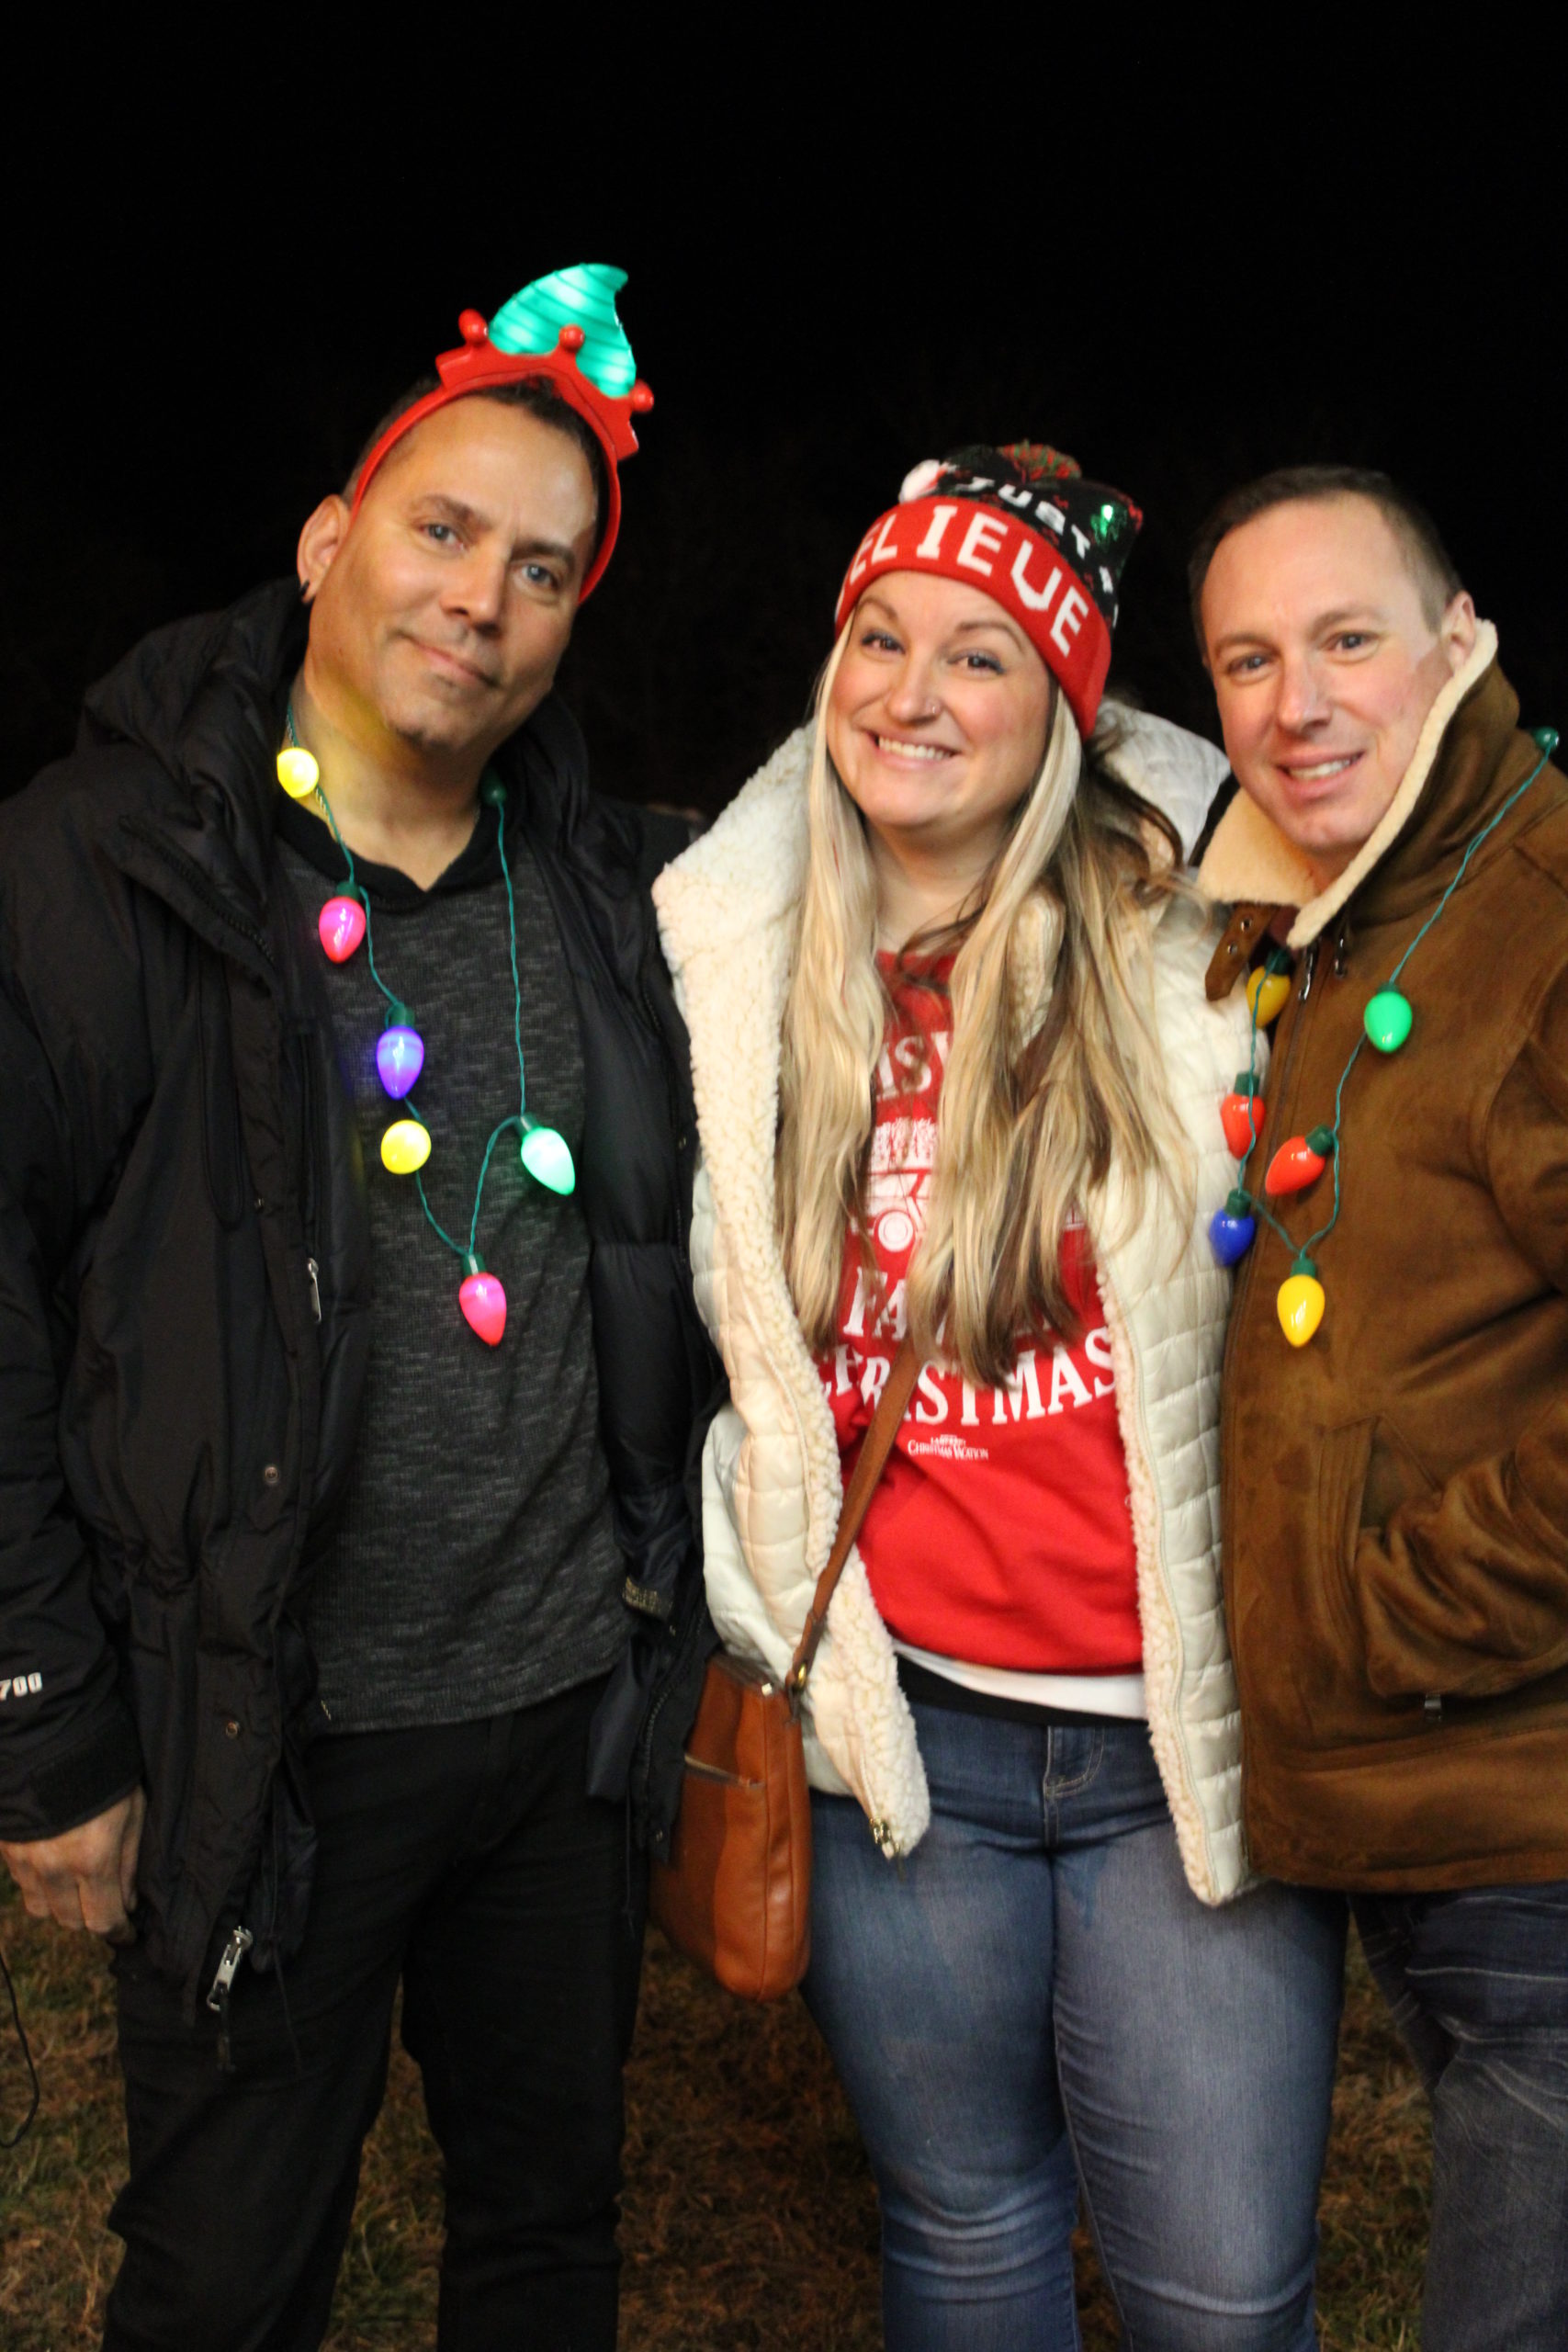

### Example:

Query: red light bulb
xmin=1264 ymin=1127 xmax=1336 ymax=1197
xmin=1220 ymin=1073 xmax=1266 ymax=1158
xmin=458 ymin=1261 xmax=506 ymax=1346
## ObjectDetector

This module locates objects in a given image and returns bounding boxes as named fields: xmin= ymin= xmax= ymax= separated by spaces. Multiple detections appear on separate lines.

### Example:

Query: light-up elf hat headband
xmin=351 ymin=263 xmax=653 ymax=601
xmin=834 ymin=444 xmax=1142 ymax=738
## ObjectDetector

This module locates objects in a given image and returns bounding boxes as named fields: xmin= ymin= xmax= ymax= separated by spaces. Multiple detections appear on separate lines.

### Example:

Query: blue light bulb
xmin=1209 ymin=1191 xmax=1257 ymax=1268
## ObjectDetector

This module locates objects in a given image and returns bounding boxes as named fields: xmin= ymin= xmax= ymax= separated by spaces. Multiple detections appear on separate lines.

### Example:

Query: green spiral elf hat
xmin=349 ymin=262 xmax=652 ymax=600
xmin=489 ymin=265 xmax=638 ymax=396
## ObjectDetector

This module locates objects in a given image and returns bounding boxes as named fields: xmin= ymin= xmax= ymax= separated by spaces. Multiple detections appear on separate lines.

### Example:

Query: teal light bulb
xmin=519 ymin=1115 xmax=575 ymax=1196
xmin=1364 ymin=989 xmax=1414 ymax=1054
xmin=488 ymin=264 xmax=637 ymax=397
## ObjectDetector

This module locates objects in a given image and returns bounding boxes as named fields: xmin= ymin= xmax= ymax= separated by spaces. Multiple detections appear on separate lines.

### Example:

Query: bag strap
xmin=787 ymin=1335 xmax=920 ymax=1710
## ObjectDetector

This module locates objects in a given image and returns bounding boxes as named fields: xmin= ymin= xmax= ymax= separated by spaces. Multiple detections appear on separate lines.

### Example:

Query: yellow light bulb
xmin=381 ymin=1118 xmax=431 ymax=1175
xmin=1246 ymin=968 xmax=1292 ymax=1026
xmin=276 ymin=746 xmax=321 ymax=800
xmin=1277 ymin=1271 xmax=1325 ymax=1347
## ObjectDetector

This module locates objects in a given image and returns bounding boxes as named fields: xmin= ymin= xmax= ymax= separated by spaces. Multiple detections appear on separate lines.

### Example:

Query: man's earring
xmin=299 ymin=576 xmax=312 ymax=605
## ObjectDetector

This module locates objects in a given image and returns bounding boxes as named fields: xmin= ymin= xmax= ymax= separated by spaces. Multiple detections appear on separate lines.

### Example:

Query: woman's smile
xmin=865 ymin=729 xmax=961 ymax=767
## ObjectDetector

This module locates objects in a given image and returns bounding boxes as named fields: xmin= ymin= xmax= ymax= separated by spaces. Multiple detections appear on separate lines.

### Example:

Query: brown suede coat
xmin=1198 ymin=629 xmax=1568 ymax=1890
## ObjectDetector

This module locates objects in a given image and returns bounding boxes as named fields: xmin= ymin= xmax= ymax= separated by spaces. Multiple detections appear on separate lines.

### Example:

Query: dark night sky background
xmin=5 ymin=51 xmax=1564 ymax=819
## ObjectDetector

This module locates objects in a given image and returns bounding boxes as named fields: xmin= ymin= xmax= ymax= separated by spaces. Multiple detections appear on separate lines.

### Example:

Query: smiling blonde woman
xmin=655 ymin=445 xmax=1347 ymax=2350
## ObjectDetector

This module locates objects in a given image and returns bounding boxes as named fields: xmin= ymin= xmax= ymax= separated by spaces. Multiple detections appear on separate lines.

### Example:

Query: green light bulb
xmin=1089 ymin=501 xmax=1122 ymax=545
xmin=488 ymin=264 xmax=637 ymax=397
xmin=519 ymin=1115 xmax=575 ymax=1196
xmin=1364 ymin=988 xmax=1414 ymax=1053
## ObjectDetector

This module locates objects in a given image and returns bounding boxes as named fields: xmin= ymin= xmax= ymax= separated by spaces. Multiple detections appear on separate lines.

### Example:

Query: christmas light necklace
xmin=276 ymin=711 xmax=575 ymax=1346
xmin=1209 ymin=724 xmax=1560 ymax=1346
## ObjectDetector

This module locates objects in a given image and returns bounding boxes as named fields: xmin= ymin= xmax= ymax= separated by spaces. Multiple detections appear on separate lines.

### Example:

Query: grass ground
xmin=0 ymin=1883 xmax=1428 ymax=2348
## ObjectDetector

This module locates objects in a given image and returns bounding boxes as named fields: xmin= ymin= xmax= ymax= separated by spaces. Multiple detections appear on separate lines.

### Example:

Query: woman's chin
xmin=866 ymin=805 xmax=963 ymax=860
xmin=842 ymin=767 xmax=959 ymax=837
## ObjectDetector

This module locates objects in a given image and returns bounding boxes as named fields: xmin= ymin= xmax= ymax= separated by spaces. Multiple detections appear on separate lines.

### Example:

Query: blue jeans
xmin=1353 ymin=1882 xmax=1568 ymax=2352
xmin=805 ymin=1700 xmax=1346 ymax=2351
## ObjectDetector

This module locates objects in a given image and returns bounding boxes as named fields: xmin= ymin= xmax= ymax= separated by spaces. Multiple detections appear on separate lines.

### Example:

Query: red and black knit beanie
xmin=834 ymin=443 xmax=1143 ymax=737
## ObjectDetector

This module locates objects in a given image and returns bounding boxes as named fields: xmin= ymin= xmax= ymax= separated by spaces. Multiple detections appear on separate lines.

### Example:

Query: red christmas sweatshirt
xmin=818 ymin=959 xmax=1141 ymax=1676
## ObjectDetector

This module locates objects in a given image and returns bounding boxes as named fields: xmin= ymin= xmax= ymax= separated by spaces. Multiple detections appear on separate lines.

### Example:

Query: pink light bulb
xmin=319 ymin=896 xmax=367 ymax=963
xmin=458 ymin=1270 xmax=507 ymax=1346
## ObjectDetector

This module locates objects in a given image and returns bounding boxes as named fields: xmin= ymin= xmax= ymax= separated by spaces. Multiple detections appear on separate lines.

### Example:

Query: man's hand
xmin=0 ymin=1788 xmax=145 ymax=1942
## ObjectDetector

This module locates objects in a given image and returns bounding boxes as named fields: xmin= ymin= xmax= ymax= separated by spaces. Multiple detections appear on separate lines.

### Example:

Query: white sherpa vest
xmin=655 ymin=714 xmax=1257 ymax=1903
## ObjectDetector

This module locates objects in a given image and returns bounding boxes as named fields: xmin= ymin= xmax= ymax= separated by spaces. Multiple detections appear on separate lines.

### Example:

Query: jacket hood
xmin=1100 ymin=702 xmax=1231 ymax=863
xmin=81 ymin=580 xmax=307 ymax=909
xmin=1196 ymin=622 xmax=1528 ymax=947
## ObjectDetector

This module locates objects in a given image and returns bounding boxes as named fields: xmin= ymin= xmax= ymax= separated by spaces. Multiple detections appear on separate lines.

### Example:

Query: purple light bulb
xmin=377 ymin=1023 xmax=424 ymax=1100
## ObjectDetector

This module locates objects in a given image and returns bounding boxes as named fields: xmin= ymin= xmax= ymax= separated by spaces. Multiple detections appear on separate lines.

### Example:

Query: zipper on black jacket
xmin=206 ymin=1925 xmax=254 ymax=2071
xmin=637 ymin=962 xmax=695 ymax=1273
xmin=290 ymin=1024 xmax=325 ymax=1268
xmin=122 ymin=820 xmax=277 ymax=975
xmin=635 ymin=1669 xmax=682 ymax=1859
xmin=633 ymin=1583 xmax=714 ymax=1856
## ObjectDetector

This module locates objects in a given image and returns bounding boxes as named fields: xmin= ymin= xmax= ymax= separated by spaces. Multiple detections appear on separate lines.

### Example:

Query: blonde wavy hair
xmin=776 ymin=627 xmax=1194 ymax=1389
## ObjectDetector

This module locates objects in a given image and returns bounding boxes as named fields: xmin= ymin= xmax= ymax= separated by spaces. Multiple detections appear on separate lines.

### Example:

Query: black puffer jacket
xmin=0 ymin=582 xmax=720 ymax=2009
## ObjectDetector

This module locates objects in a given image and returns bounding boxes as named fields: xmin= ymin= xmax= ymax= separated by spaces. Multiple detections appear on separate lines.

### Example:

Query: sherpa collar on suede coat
xmin=655 ymin=712 xmax=1260 ymax=1901
xmin=1198 ymin=633 xmax=1568 ymax=1890
xmin=1198 ymin=622 xmax=1502 ymax=947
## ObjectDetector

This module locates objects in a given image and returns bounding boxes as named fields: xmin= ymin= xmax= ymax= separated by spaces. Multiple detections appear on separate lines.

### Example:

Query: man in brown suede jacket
xmin=1192 ymin=466 xmax=1568 ymax=2352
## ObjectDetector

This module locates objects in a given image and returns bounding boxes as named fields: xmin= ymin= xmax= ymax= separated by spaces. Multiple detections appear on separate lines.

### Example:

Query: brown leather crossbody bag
xmin=649 ymin=1338 xmax=919 ymax=2001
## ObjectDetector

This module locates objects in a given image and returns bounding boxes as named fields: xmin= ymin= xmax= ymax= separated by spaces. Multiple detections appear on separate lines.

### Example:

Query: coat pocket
xmin=1315 ymin=1417 xmax=1443 ymax=1713
xmin=243 ymin=1613 xmax=321 ymax=1974
xmin=1360 ymin=1415 xmax=1440 ymax=1531
xmin=1315 ymin=1417 xmax=1376 ymax=1663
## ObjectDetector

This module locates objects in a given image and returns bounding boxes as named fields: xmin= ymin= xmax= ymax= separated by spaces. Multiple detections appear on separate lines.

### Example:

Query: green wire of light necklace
xmin=1230 ymin=947 xmax=1299 ymax=1254
xmin=284 ymin=705 xmax=400 ymax=1015
xmin=283 ymin=705 xmax=529 ymax=1270
xmin=414 ymin=1116 xmax=522 ymax=1263
xmin=1235 ymin=958 xmax=1270 ymax=1185
xmin=1238 ymin=729 xmax=1557 ymax=1264
xmin=497 ymin=795 xmax=529 ymax=1118
xmin=417 ymin=787 xmax=531 ymax=1261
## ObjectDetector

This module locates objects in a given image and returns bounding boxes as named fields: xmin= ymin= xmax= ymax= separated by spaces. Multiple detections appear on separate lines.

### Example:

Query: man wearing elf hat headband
xmin=0 ymin=265 xmax=716 ymax=2347
xmin=1194 ymin=467 xmax=1568 ymax=2346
